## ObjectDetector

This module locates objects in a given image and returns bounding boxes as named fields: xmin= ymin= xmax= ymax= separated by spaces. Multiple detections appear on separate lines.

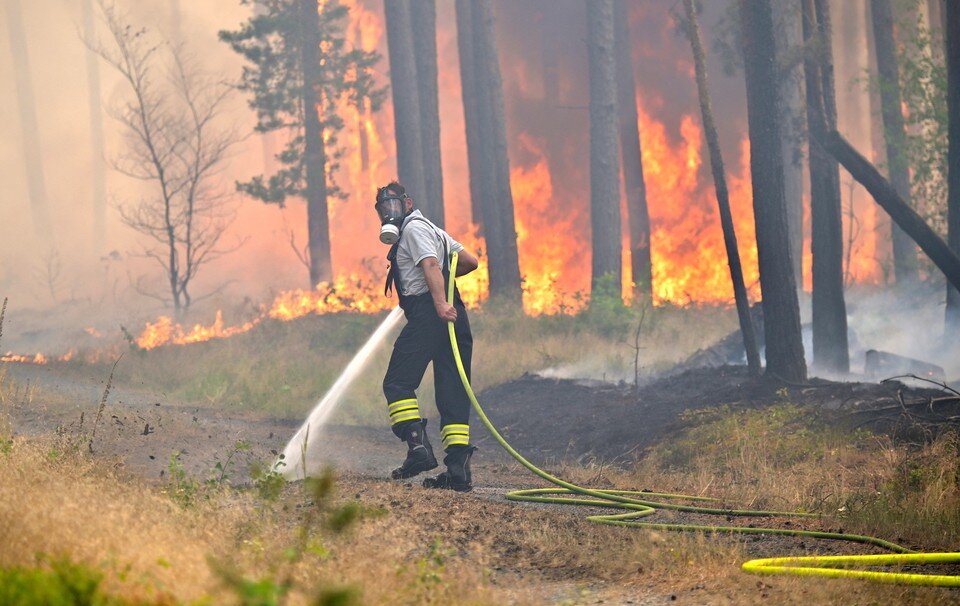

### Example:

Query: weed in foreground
xmin=214 ymin=467 xmax=360 ymax=606
xmin=165 ymin=450 xmax=201 ymax=508
xmin=251 ymin=455 xmax=287 ymax=502
xmin=0 ymin=556 xmax=132 ymax=606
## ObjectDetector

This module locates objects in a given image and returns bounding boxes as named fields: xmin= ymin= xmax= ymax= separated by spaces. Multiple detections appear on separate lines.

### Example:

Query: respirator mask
xmin=375 ymin=194 xmax=408 ymax=245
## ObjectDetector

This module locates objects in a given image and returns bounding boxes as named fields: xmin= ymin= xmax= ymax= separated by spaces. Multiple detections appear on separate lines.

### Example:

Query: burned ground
xmin=475 ymin=366 xmax=960 ymax=464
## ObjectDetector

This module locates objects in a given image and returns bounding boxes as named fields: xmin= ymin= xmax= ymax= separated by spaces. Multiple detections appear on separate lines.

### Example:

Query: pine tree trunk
xmin=739 ymin=0 xmax=807 ymax=382
xmin=772 ymin=0 xmax=805 ymax=290
xmin=5 ymin=0 xmax=53 ymax=243
xmin=300 ymin=0 xmax=332 ymax=286
xmin=945 ymin=0 xmax=960 ymax=333
xmin=587 ymin=0 xmax=622 ymax=300
xmin=473 ymin=0 xmax=523 ymax=304
xmin=410 ymin=0 xmax=445 ymax=228
xmin=871 ymin=0 xmax=919 ymax=284
xmin=684 ymin=0 xmax=761 ymax=376
xmin=384 ymin=0 xmax=427 ymax=202
xmin=926 ymin=0 xmax=946 ymax=59
xmin=541 ymin=3 xmax=561 ymax=102
xmin=82 ymin=0 xmax=106 ymax=253
xmin=454 ymin=0 xmax=487 ymax=228
xmin=803 ymin=0 xmax=850 ymax=373
xmin=613 ymin=0 xmax=652 ymax=300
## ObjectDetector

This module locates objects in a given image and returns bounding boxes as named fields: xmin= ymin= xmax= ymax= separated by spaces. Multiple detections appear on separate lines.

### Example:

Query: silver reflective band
xmin=380 ymin=223 xmax=400 ymax=244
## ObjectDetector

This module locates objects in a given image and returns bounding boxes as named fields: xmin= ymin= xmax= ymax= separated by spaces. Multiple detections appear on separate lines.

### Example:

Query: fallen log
xmin=866 ymin=350 xmax=945 ymax=381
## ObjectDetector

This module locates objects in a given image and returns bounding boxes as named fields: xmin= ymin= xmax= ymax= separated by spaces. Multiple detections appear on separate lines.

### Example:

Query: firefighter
xmin=375 ymin=181 xmax=480 ymax=492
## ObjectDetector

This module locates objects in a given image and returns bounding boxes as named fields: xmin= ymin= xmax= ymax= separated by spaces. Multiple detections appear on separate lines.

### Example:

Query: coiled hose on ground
xmin=445 ymin=252 xmax=960 ymax=587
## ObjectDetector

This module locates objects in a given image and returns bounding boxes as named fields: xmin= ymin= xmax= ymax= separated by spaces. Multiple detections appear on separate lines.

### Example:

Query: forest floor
xmin=4 ymin=352 xmax=960 ymax=604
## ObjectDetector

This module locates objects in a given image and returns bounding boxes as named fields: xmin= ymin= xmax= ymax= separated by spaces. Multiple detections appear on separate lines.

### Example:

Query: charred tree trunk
xmin=587 ymin=0 xmax=622 ymax=300
xmin=739 ymin=0 xmax=807 ymax=382
xmin=683 ymin=0 xmax=761 ymax=376
xmin=871 ymin=0 xmax=919 ymax=284
xmin=5 ymin=0 xmax=53 ymax=243
xmin=455 ymin=0 xmax=486 ymax=228
xmin=410 ymin=0 xmax=445 ymax=227
xmin=946 ymin=0 xmax=960 ymax=332
xmin=613 ymin=0 xmax=652 ymax=300
xmin=473 ymin=0 xmax=523 ymax=304
xmin=384 ymin=0 xmax=427 ymax=203
xmin=803 ymin=0 xmax=850 ymax=373
xmin=300 ymin=0 xmax=332 ymax=286
xmin=82 ymin=0 xmax=106 ymax=252
xmin=818 ymin=129 xmax=960 ymax=294
xmin=772 ymin=0 xmax=805 ymax=290
xmin=455 ymin=0 xmax=488 ymax=230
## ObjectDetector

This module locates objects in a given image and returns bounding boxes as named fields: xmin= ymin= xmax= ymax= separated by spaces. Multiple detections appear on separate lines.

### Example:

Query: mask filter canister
xmin=380 ymin=223 xmax=400 ymax=245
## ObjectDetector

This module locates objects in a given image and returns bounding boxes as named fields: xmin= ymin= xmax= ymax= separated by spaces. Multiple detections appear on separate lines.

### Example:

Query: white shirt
xmin=395 ymin=210 xmax=464 ymax=297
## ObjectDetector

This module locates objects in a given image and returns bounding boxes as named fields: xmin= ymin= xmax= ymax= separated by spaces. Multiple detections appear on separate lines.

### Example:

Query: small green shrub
xmin=0 ymin=558 xmax=125 ymax=606
xmin=165 ymin=451 xmax=200 ymax=507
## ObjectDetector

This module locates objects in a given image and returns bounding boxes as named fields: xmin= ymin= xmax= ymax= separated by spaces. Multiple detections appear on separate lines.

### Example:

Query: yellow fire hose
xmin=444 ymin=251 xmax=960 ymax=587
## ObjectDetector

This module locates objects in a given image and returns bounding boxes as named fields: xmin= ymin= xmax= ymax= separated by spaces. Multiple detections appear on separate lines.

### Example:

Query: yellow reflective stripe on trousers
xmin=388 ymin=398 xmax=420 ymax=425
xmin=388 ymin=398 xmax=418 ymax=412
xmin=441 ymin=424 xmax=469 ymax=436
xmin=391 ymin=411 xmax=421 ymax=425
xmin=441 ymin=424 xmax=469 ymax=447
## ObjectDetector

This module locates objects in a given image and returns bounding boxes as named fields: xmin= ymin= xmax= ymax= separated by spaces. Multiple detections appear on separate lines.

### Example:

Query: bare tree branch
xmin=88 ymin=2 xmax=241 ymax=314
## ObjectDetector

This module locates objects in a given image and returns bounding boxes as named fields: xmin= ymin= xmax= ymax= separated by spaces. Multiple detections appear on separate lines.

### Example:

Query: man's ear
xmin=405 ymin=197 xmax=414 ymax=212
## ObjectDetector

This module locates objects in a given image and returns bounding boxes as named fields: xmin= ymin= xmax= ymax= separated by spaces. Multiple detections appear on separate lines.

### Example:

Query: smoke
xmin=3 ymin=0 xmax=940 ymax=376
xmin=844 ymin=283 xmax=959 ymax=381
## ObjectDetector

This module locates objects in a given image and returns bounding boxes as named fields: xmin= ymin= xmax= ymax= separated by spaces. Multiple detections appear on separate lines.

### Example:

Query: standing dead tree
xmin=682 ymin=0 xmax=761 ymax=377
xmin=802 ymin=0 xmax=849 ymax=373
xmin=89 ymin=3 xmax=240 ymax=314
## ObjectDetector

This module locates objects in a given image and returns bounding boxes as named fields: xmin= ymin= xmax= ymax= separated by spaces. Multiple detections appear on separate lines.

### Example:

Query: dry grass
xmin=58 ymin=302 xmax=737 ymax=422
xmin=612 ymin=403 xmax=960 ymax=551
xmin=0 ymin=435 xmax=535 ymax=604
xmin=0 ymin=439 xmax=227 ymax=602
xmin=1 ymin=415 xmax=959 ymax=603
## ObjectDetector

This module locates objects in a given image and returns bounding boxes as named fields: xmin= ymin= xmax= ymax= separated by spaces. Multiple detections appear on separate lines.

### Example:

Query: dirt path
xmin=7 ymin=362 xmax=956 ymax=483
xmin=7 ymin=362 xmax=960 ymax=604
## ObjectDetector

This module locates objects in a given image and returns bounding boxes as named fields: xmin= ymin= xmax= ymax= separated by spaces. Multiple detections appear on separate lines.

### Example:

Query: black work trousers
xmin=382 ymin=291 xmax=473 ymax=447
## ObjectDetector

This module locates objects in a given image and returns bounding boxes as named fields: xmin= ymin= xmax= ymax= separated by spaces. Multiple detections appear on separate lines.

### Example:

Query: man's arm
xmin=455 ymin=249 xmax=479 ymax=276
xmin=420 ymin=256 xmax=457 ymax=321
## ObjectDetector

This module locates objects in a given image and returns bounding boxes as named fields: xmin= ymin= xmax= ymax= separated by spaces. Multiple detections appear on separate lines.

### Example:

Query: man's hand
xmin=435 ymin=301 xmax=458 ymax=322
xmin=419 ymin=256 xmax=457 ymax=321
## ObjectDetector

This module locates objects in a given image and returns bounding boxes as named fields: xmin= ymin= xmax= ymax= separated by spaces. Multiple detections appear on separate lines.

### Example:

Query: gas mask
xmin=375 ymin=194 xmax=408 ymax=245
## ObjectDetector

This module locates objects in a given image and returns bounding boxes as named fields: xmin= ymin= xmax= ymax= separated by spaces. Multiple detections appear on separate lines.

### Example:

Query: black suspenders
xmin=384 ymin=217 xmax=449 ymax=302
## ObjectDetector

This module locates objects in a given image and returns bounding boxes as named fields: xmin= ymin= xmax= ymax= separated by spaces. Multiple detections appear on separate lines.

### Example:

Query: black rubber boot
xmin=423 ymin=445 xmax=477 ymax=492
xmin=391 ymin=419 xmax=438 ymax=480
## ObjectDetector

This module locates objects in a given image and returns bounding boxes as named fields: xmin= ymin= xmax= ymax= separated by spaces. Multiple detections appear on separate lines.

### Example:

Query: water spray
xmin=279 ymin=306 xmax=404 ymax=480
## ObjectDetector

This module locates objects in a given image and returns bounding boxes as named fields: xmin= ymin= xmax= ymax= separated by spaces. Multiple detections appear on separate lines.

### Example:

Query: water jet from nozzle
xmin=279 ymin=306 xmax=404 ymax=480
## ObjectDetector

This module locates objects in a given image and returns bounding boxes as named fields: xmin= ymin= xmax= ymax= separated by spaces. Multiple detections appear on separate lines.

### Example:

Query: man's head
xmin=375 ymin=181 xmax=415 ymax=245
